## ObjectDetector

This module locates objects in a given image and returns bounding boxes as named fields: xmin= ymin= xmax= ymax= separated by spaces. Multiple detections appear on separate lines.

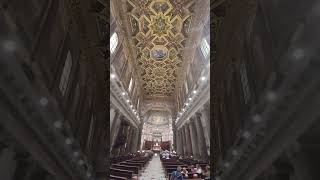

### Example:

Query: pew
xmin=112 ymin=164 xmax=139 ymax=174
xmin=110 ymin=152 xmax=153 ymax=179
xmin=110 ymin=175 xmax=127 ymax=180
xmin=120 ymin=162 xmax=144 ymax=168
xmin=110 ymin=168 xmax=133 ymax=179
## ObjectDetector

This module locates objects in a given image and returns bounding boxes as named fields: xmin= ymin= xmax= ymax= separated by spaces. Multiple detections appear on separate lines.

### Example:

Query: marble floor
xmin=139 ymin=154 xmax=167 ymax=180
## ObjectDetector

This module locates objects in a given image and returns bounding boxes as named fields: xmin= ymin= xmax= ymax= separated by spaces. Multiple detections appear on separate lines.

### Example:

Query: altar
xmin=153 ymin=142 xmax=161 ymax=151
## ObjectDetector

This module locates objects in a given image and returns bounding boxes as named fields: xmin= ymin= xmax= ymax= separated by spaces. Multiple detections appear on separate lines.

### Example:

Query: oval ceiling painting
xmin=151 ymin=47 xmax=168 ymax=60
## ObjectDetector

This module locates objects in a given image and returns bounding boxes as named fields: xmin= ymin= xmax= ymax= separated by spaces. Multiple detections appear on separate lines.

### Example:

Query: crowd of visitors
xmin=170 ymin=164 xmax=210 ymax=179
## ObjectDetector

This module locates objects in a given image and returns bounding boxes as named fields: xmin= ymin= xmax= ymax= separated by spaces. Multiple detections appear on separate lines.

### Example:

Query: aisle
xmin=139 ymin=154 xmax=167 ymax=180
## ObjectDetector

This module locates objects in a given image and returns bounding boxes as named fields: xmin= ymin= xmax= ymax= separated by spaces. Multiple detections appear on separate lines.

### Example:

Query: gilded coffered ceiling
xmin=126 ymin=0 xmax=195 ymax=97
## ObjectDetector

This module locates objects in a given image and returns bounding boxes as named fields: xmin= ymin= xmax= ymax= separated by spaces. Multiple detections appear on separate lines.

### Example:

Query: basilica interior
xmin=1 ymin=0 xmax=320 ymax=180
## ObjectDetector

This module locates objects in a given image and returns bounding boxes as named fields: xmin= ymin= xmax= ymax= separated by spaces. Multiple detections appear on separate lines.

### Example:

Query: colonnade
xmin=175 ymin=106 xmax=210 ymax=161
xmin=110 ymin=106 xmax=141 ymax=157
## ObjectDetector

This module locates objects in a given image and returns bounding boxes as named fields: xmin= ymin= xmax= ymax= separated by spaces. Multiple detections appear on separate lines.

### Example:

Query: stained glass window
xmin=128 ymin=77 xmax=133 ymax=92
xmin=110 ymin=32 xmax=118 ymax=54
xmin=200 ymin=38 xmax=210 ymax=59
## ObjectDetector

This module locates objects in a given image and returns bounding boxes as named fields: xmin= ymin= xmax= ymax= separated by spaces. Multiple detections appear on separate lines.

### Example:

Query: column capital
xmin=195 ymin=112 xmax=202 ymax=118
xmin=189 ymin=117 xmax=196 ymax=123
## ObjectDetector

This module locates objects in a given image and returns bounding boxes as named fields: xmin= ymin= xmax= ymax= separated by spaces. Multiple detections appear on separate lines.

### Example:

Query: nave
xmin=110 ymin=0 xmax=211 ymax=179
xmin=139 ymin=154 xmax=166 ymax=180
xmin=109 ymin=151 xmax=210 ymax=179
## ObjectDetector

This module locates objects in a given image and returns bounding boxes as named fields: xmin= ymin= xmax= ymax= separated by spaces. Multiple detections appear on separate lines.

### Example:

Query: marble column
xmin=181 ymin=126 xmax=187 ymax=157
xmin=0 ymin=147 xmax=16 ymax=180
xmin=110 ymin=107 xmax=116 ymax=131
xmin=130 ymin=128 xmax=139 ymax=153
xmin=194 ymin=113 xmax=208 ymax=160
xmin=176 ymin=129 xmax=183 ymax=155
xmin=125 ymin=126 xmax=132 ymax=154
xmin=189 ymin=119 xmax=200 ymax=160
xmin=200 ymin=107 xmax=210 ymax=155
xmin=172 ymin=122 xmax=177 ymax=152
xmin=184 ymin=124 xmax=193 ymax=157
xmin=110 ymin=112 xmax=121 ymax=150
xmin=120 ymin=124 xmax=130 ymax=155
xmin=137 ymin=123 xmax=143 ymax=150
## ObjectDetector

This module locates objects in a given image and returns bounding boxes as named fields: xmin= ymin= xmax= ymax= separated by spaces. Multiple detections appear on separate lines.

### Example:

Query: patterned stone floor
xmin=139 ymin=154 xmax=167 ymax=180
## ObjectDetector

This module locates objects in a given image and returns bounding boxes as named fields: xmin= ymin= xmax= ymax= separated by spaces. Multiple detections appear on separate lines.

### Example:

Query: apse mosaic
xmin=126 ymin=0 xmax=195 ymax=97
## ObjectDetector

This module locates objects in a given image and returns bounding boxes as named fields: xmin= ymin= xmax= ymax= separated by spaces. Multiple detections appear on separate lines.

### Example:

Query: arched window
xmin=128 ymin=77 xmax=133 ymax=92
xmin=59 ymin=51 xmax=72 ymax=95
xmin=110 ymin=32 xmax=119 ymax=54
xmin=200 ymin=38 xmax=210 ymax=59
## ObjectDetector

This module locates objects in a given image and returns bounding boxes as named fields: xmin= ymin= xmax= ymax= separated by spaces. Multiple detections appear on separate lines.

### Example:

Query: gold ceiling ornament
xmin=149 ymin=13 xmax=173 ymax=36
xmin=127 ymin=0 xmax=195 ymax=97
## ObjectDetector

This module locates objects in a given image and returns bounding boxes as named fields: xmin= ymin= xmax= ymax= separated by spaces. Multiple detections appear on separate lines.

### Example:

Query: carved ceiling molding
xmin=110 ymin=63 xmax=140 ymax=128
xmin=110 ymin=79 xmax=140 ymax=128
xmin=176 ymin=84 xmax=210 ymax=129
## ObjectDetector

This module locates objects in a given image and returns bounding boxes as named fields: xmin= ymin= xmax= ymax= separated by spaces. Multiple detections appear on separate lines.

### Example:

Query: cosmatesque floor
xmin=139 ymin=155 xmax=167 ymax=180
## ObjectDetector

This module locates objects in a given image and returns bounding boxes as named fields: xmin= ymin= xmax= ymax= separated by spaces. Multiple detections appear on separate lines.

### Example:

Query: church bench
xmin=126 ymin=160 xmax=147 ymax=164
xmin=110 ymin=175 xmax=127 ymax=180
xmin=124 ymin=160 xmax=146 ymax=165
xmin=110 ymin=168 xmax=133 ymax=179
xmin=129 ymin=157 xmax=150 ymax=162
xmin=120 ymin=162 xmax=144 ymax=168
xmin=112 ymin=164 xmax=140 ymax=174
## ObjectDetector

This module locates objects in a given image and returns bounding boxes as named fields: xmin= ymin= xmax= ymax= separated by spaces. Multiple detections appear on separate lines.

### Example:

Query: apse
xmin=140 ymin=110 xmax=173 ymax=151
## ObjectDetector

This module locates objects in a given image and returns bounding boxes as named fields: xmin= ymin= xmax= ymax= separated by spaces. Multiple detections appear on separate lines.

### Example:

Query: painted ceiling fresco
xmin=127 ymin=0 xmax=195 ymax=97
xmin=145 ymin=110 xmax=171 ymax=126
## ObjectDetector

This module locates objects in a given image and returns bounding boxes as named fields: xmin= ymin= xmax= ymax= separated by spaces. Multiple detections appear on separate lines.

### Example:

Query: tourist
xmin=190 ymin=165 xmax=197 ymax=173
xmin=196 ymin=164 xmax=203 ymax=175
xmin=203 ymin=165 xmax=210 ymax=179
xmin=170 ymin=166 xmax=184 ymax=180
xmin=181 ymin=167 xmax=189 ymax=178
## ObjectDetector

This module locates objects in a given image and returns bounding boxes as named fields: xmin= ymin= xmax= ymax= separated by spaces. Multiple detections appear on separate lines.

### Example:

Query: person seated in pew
xmin=190 ymin=165 xmax=197 ymax=174
xmin=170 ymin=166 xmax=184 ymax=180
xmin=203 ymin=165 xmax=210 ymax=179
xmin=196 ymin=164 xmax=203 ymax=174
xmin=181 ymin=167 xmax=189 ymax=178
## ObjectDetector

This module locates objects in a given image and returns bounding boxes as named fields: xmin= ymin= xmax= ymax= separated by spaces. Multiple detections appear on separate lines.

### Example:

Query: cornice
xmin=175 ymin=0 xmax=210 ymax=97
xmin=110 ymin=73 xmax=140 ymax=128
xmin=176 ymin=84 xmax=210 ymax=129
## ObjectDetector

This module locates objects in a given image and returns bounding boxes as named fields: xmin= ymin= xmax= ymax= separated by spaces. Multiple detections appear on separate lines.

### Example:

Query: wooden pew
xmin=120 ymin=162 xmax=144 ymax=168
xmin=112 ymin=164 xmax=139 ymax=174
xmin=110 ymin=175 xmax=127 ymax=180
xmin=110 ymin=168 xmax=133 ymax=179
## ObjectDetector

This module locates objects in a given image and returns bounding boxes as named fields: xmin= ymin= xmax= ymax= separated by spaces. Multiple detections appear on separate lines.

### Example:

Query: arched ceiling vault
xmin=113 ymin=0 xmax=207 ymax=118
xmin=114 ymin=0 xmax=201 ymax=98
